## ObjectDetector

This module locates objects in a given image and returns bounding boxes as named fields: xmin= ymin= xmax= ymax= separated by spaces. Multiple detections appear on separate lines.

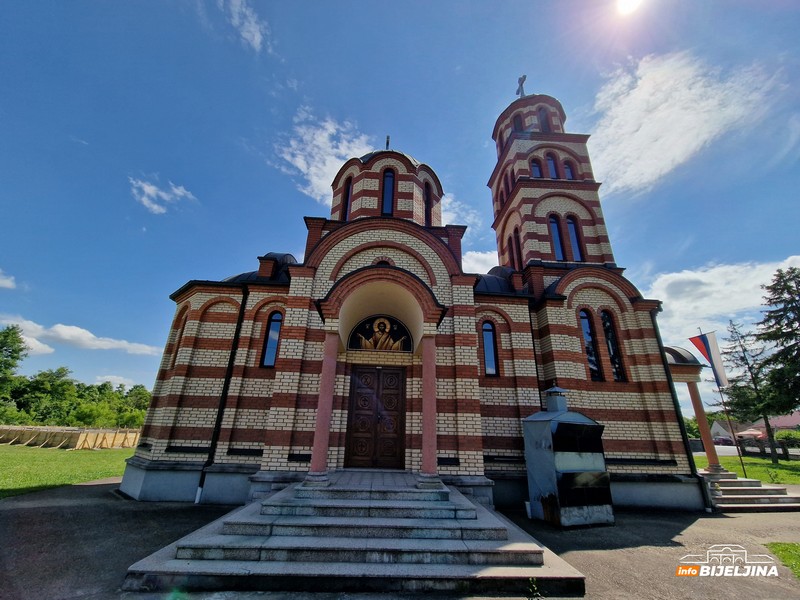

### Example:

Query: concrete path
xmin=2 ymin=477 xmax=800 ymax=599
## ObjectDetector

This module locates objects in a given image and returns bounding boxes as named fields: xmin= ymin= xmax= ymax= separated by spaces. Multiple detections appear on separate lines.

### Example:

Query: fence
xmin=0 ymin=425 xmax=140 ymax=450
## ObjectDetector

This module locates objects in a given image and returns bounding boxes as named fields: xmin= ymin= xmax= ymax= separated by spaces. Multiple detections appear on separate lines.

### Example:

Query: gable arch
xmin=553 ymin=268 xmax=643 ymax=312
xmin=305 ymin=217 xmax=462 ymax=276
xmin=318 ymin=266 xmax=446 ymax=353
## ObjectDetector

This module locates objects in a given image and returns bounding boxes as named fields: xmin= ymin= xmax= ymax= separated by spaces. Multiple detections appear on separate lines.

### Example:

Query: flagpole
xmin=697 ymin=327 xmax=748 ymax=479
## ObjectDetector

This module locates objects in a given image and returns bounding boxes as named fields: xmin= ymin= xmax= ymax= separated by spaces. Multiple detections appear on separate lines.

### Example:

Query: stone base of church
xmin=120 ymin=456 xmax=203 ymax=502
xmin=120 ymin=460 xmax=707 ymax=511
xmin=484 ymin=473 xmax=707 ymax=511
xmin=610 ymin=474 xmax=708 ymax=510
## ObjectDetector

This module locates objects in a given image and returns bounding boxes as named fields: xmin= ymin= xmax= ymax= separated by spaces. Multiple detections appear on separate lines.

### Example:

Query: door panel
xmin=345 ymin=367 xmax=405 ymax=469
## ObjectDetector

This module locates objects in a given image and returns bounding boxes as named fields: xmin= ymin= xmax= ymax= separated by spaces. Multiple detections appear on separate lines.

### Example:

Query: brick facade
xmin=123 ymin=94 xmax=696 ymax=506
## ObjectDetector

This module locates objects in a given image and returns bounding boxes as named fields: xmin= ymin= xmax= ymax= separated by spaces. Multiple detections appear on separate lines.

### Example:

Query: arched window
xmin=566 ymin=216 xmax=583 ymax=262
xmin=531 ymin=159 xmax=543 ymax=178
xmin=341 ymin=177 xmax=352 ymax=221
xmin=169 ymin=311 xmax=188 ymax=370
xmin=549 ymin=216 xmax=565 ymax=261
xmin=514 ymin=228 xmax=524 ymax=270
xmin=579 ymin=310 xmax=603 ymax=381
xmin=261 ymin=311 xmax=283 ymax=367
xmin=481 ymin=321 xmax=498 ymax=376
xmin=424 ymin=182 xmax=433 ymax=227
xmin=538 ymin=108 xmax=551 ymax=133
xmin=498 ymin=190 xmax=505 ymax=207
xmin=546 ymin=154 xmax=558 ymax=179
xmin=504 ymin=171 xmax=510 ymax=195
xmin=564 ymin=161 xmax=575 ymax=180
xmin=601 ymin=311 xmax=626 ymax=382
xmin=507 ymin=235 xmax=516 ymax=269
xmin=513 ymin=114 xmax=524 ymax=132
xmin=381 ymin=169 xmax=395 ymax=215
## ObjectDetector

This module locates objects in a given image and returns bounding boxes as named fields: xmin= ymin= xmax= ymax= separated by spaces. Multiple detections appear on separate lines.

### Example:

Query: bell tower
xmin=488 ymin=88 xmax=616 ymax=273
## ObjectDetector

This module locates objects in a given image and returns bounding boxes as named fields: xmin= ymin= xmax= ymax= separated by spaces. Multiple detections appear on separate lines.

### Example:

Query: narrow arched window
xmin=504 ymin=171 xmax=510 ymax=195
xmin=262 ymin=311 xmax=283 ymax=367
xmin=169 ymin=312 xmax=188 ymax=370
xmin=579 ymin=310 xmax=603 ymax=381
xmin=341 ymin=177 xmax=352 ymax=221
xmin=601 ymin=311 xmax=626 ymax=382
xmin=507 ymin=235 xmax=516 ymax=269
xmin=482 ymin=321 xmax=498 ymax=376
xmin=566 ymin=216 xmax=583 ymax=261
xmin=514 ymin=228 xmax=523 ymax=270
xmin=513 ymin=114 xmax=523 ymax=132
xmin=549 ymin=216 xmax=565 ymax=261
xmin=564 ymin=161 xmax=575 ymax=180
xmin=498 ymin=190 xmax=505 ymax=207
xmin=531 ymin=160 xmax=543 ymax=178
xmin=381 ymin=169 xmax=395 ymax=215
xmin=424 ymin=182 xmax=433 ymax=227
xmin=538 ymin=108 xmax=551 ymax=133
xmin=546 ymin=154 xmax=558 ymax=179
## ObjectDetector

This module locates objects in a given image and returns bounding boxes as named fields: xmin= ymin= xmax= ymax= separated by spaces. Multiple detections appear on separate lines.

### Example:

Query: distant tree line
xmin=0 ymin=325 xmax=151 ymax=428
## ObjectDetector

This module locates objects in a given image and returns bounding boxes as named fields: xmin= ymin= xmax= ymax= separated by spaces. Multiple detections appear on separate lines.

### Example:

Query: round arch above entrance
xmin=317 ymin=266 xmax=445 ymax=353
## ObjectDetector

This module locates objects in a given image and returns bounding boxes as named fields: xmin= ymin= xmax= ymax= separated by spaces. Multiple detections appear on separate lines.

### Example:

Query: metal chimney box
xmin=523 ymin=387 xmax=614 ymax=527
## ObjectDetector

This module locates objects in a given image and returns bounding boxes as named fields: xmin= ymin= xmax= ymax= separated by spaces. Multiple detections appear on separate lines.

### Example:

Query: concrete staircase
xmin=123 ymin=470 xmax=585 ymax=596
xmin=702 ymin=471 xmax=800 ymax=512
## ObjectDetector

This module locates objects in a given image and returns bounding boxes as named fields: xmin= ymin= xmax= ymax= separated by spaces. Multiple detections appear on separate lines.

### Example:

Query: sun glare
xmin=617 ymin=0 xmax=644 ymax=16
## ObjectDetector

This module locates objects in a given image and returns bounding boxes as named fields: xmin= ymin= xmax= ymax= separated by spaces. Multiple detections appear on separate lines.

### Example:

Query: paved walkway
xmin=1 ymin=477 xmax=799 ymax=599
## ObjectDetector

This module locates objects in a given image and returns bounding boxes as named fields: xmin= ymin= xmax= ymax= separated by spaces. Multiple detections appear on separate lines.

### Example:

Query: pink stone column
xmin=687 ymin=381 xmax=722 ymax=470
xmin=308 ymin=331 xmax=340 ymax=479
xmin=421 ymin=334 xmax=438 ymax=477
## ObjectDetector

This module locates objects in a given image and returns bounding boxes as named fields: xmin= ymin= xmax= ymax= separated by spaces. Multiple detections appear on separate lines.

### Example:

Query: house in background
xmin=120 ymin=90 xmax=705 ymax=511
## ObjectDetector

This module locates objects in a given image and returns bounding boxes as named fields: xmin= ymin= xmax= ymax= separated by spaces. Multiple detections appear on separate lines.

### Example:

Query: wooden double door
xmin=344 ymin=366 xmax=405 ymax=469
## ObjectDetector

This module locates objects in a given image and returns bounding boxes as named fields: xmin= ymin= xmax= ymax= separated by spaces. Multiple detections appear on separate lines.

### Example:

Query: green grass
xmin=0 ymin=444 xmax=134 ymax=499
xmin=694 ymin=454 xmax=800 ymax=484
xmin=766 ymin=543 xmax=800 ymax=579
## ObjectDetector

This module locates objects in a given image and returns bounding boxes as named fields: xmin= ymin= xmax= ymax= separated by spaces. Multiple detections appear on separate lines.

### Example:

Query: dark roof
xmin=474 ymin=266 xmax=516 ymax=294
xmin=359 ymin=150 xmax=421 ymax=167
xmin=222 ymin=253 xmax=297 ymax=285
xmin=664 ymin=346 xmax=702 ymax=366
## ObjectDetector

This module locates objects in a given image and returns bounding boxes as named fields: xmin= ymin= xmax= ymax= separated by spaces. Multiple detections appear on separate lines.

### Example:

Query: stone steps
xmin=123 ymin=471 xmax=586 ymax=595
xmin=223 ymin=508 xmax=509 ymax=540
xmin=702 ymin=470 xmax=800 ymax=512
xmin=175 ymin=531 xmax=544 ymax=565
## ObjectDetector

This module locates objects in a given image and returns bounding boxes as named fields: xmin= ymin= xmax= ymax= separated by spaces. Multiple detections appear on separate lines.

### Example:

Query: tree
xmin=758 ymin=266 xmax=800 ymax=405
xmin=0 ymin=325 xmax=28 ymax=401
xmin=722 ymin=321 xmax=795 ymax=464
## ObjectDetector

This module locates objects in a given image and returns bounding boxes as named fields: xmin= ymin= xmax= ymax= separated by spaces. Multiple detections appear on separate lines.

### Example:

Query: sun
xmin=617 ymin=0 xmax=644 ymax=16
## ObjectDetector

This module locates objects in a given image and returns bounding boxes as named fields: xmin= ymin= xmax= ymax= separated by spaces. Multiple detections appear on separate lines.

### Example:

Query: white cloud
xmin=643 ymin=255 xmax=800 ymax=348
xmin=589 ymin=52 xmax=778 ymax=196
xmin=95 ymin=375 xmax=135 ymax=387
xmin=275 ymin=107 xmax=373 ymax=205
xmin=441 ymin=193 xmax=482 ymax=229
xmin=462 ymin=250 xmax=498 ymax=274
xmin=129 ymin=177 xmax=197 ymax=215
xmin=0 ymin=269 xmax=16 ymax=289
xmin=0 ymin=315 xmax=161 ymax=356
xmin=217 ymin=0 xmax=271 ymax=54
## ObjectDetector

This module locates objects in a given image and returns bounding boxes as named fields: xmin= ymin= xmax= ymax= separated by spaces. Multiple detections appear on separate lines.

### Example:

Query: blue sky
xmin=1 ymin=1 xmax=798 ymax=413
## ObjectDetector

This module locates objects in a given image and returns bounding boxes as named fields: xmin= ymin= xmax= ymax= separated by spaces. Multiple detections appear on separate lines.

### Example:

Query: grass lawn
xmin=693 ymin=454 xmax=800 ymax=484
xmin=766 ymin=543 xmax=800 ymax=579
xmin=0 ymin=444 xmax=134 ymax=499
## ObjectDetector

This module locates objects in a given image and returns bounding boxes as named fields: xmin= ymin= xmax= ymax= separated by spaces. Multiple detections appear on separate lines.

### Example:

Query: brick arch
xmin=317 ymin=265 xmax=445 ymax=325
xmin=329 ymin=241 xmax=437 ymax=285
xmin=554 ymin=269 xmax=642 ymax=312
xmin=305 ymin=217 xmax=462 ymax=276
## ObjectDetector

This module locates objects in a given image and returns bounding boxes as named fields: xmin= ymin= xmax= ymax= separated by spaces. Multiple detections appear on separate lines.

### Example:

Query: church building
xmin=120 ymin=91 xmax=704 ymax=510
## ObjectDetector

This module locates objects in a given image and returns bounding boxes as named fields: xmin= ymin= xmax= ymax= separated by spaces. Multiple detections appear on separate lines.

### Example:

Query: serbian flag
xmin=689 ymin=331 xmax=729 ymax=388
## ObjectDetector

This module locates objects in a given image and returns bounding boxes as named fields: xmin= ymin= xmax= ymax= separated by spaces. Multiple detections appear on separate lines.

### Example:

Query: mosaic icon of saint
xmin=357 ymin=317 xmax=406 ymax=351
